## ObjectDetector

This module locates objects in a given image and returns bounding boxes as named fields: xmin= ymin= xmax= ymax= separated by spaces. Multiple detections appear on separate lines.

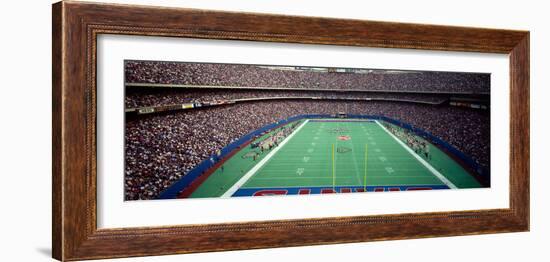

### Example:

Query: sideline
xmin=375 ymin=120 xmax=457 ymax=189
xmin=221 ymin=119 xmax=311 ymax=197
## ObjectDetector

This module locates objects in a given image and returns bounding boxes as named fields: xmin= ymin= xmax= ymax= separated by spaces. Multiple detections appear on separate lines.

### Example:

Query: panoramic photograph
xmin=123 ymin=60 xmax=490 ymax=201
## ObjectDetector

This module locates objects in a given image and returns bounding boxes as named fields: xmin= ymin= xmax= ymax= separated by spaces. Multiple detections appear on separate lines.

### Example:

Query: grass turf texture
xmin=189 ymin=119 xmax=482 ymax=198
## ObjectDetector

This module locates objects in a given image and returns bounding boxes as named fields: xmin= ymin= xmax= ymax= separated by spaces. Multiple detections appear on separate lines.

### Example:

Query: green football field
xmin=189 ymin=119 xmax=482 ymax=198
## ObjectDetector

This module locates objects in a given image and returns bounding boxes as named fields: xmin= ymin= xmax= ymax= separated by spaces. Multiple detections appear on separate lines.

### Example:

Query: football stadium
xmin=124 ymin=61 xmax=490 ymax=201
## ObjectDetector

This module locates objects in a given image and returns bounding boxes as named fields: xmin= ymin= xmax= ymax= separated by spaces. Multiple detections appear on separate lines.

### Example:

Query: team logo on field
xmin=338 ymin=135 xmax=351 ymax=141
xmin=337 ymin=146 xmax=352 ymax=153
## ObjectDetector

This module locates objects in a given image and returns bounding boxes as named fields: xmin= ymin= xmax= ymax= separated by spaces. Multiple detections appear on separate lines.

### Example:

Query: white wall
xmin=0 ymin=0 xmax=546 ymax=261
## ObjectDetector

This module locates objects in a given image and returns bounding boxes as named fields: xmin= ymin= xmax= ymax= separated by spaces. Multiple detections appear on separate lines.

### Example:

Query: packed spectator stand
xmin=125 ymin=60 xmax=490 ymax=93
xmin=125 ymin=88 xmax=454 ymax=109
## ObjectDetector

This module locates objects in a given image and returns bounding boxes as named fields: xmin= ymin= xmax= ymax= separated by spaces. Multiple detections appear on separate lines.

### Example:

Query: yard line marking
xmin=254 ymin=165 xmax=430 ymax=171
xmin=251 ymin=176 xmax=357 ymax=180
xmin=240 ymin=183 xmax=446 ymax=189
xmin=332 ymin=122 xmax=339 ymax=190
xmin=221 ymin=120 xmax=310 ymax=197
xmin=249 ymin=175 xmax=435 ymax=179
xmin=345 ymin=122 xmax=362 ymax=185
xmin=375 ymin=120 xmax=457 ymax=189
xmin=307 ymin=148 xmax=314 ymax=153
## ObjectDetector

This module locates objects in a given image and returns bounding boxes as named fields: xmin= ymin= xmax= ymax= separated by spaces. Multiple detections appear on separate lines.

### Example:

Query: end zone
xmin=233 ymin=185 xmax=450 ymax=197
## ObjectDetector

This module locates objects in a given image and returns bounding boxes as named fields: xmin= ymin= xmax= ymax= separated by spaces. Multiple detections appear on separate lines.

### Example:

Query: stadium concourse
xmin=124 ymin=61 xmax=490 ymax=200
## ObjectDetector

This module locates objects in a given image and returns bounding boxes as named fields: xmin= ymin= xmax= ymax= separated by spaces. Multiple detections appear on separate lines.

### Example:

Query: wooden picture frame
xmin=52 ymin=1 xmax=529 ymax=261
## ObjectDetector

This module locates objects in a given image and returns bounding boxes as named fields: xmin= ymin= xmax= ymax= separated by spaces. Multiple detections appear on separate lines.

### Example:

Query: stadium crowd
xmin=125 ymin=88 xmax=450 ymax=108
xmin=125 ymin=61 xmax=490 ymax=93
xmin=125 ymin=100 xmax=489 ymax=200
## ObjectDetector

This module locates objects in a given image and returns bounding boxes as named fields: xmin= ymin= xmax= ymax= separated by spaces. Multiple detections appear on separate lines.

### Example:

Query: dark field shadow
xmin=36 ymin=247 xmax=51 ymax=258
